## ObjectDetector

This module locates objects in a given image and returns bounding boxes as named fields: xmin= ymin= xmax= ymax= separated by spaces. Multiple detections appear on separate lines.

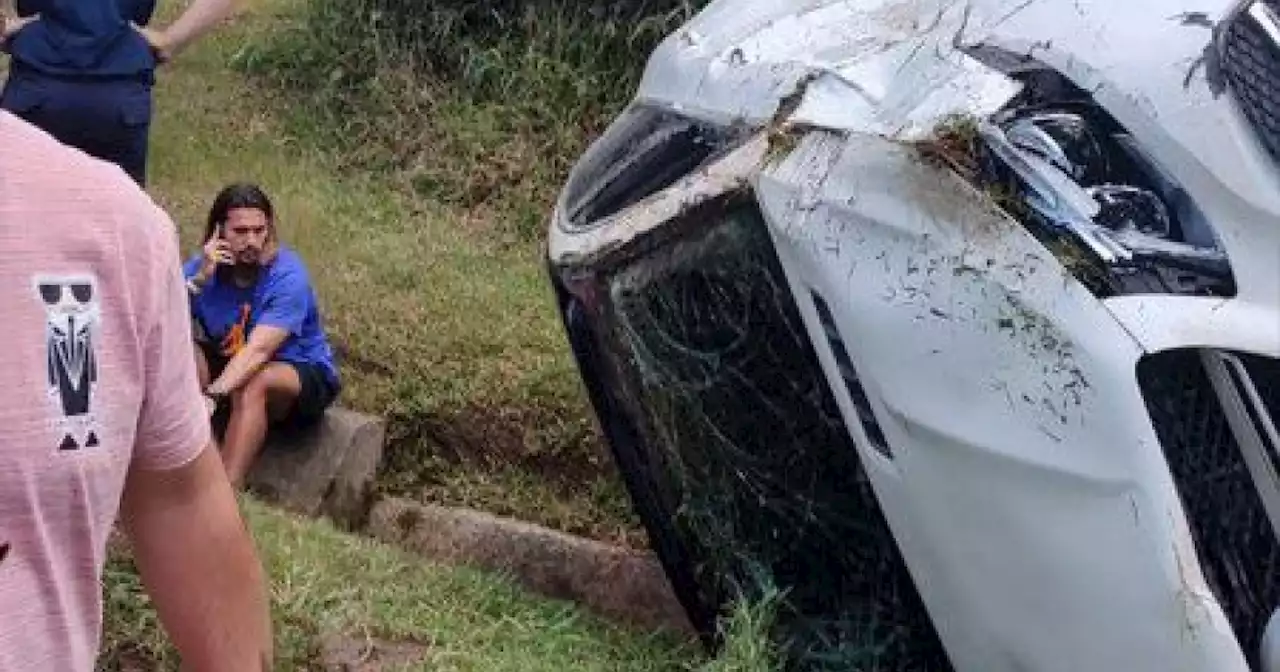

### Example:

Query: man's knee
xmin=231 ymin=371 xmax=271 ymax=407
xmin=231 ymin=366 xmax=301 ymax=411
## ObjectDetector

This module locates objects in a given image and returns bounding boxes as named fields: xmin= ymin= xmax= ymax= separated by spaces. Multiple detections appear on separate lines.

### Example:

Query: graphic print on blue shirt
xmin=183 ymin=247 xmax=340 ymax=390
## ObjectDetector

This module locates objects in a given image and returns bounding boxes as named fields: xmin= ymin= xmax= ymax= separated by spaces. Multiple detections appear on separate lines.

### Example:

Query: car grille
xmin=550 ymin=197 xmax=954 ymax=670
xmin=1220 ymin=0 xmax=1280 ymax=165
xmin=1137 ymin=349 xmax=1280 ymax=670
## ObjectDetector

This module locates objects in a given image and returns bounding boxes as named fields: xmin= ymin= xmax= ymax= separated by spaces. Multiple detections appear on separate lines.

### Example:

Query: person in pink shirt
xmin=0 ymin=109 xmax=273 ymax=668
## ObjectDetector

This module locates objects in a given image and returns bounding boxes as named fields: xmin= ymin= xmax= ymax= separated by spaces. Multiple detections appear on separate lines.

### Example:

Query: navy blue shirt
xmin=183 ymin=247 xmax=341 ymax=390
xmin=9 ymin=0 xmax=158 ymax=78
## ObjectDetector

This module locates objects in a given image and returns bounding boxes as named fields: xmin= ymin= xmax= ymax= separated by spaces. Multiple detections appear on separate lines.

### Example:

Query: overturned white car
xmin=545 ymin=0 xmax=1280 ymax=669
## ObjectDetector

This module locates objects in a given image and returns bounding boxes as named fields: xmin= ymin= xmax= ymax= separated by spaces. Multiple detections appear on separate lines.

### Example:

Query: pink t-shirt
xmin=0 ymin=112 xmax=211 ymax=670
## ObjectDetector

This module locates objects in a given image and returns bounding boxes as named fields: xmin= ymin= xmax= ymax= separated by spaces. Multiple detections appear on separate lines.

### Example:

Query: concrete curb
xmin=243 ymin=407 xmax=694 ymax=638
xmin=367 ymin=497 xmax=696 ymax=637
xmin=247 ymin=407 xmax=387 ymax=530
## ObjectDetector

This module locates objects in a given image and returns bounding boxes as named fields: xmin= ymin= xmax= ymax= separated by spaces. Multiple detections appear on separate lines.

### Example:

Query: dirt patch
xmin=331 ymin=337 xmax=397 ymax=379
xmin=377 ymin=401 xmax=648 ymax=549
xmin=318 ymin=633 xmax=431 ymax=671
xmin=382 ymin=401 xmax=612 ymax=497
xmin=914 ymin=113 xmax=982 ymax=181
xmin=100 ymin=645 xmax=161 ymax=672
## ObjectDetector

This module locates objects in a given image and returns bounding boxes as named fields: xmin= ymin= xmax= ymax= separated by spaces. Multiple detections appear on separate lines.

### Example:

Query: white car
xmin=545 ymin=0 xmax=1280 ymax=669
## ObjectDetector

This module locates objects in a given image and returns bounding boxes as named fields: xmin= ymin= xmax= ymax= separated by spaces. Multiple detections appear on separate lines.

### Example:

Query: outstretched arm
xmin=136 ymin=0 xmax=243 ymax=62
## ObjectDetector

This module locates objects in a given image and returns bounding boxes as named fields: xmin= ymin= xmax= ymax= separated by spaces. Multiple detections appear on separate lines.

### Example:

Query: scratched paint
xmin=547 ymin=0 xmax=1280 ymax=670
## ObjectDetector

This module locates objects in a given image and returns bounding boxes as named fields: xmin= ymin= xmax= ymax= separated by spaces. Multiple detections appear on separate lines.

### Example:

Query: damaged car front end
xmin=545 ymin=0 xmax=1280 ymax=669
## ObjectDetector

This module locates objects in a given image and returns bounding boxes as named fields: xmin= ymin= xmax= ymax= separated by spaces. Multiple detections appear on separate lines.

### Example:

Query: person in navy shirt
xmin=0 ymin=0 xmax=241 ymax=186
xmin=184 ymin=182 xmax=340 ymax=487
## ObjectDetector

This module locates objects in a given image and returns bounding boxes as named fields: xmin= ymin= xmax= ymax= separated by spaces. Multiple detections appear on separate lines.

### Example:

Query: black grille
xmin=1221 ymin=0 xmax=1280 ymax=165
xmin=1137 ymin=350 xmax=1280 ymax=669
xmin=551 ymin=198 xmax=953 ymax=670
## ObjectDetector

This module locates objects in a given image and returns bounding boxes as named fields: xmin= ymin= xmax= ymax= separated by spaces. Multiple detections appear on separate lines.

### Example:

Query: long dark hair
xmin=204 ymin=182 xmax=279 ymax=261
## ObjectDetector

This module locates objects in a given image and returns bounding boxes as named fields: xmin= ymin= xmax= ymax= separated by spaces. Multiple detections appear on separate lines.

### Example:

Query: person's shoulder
xmin=270 ymin=247 xmax=313 ymax=278
xmin=0 ymin=112 xmax=175 ymax=242
xmin=0 ymin=112 xmax=138 ymax=189
xmin=265 ymin=247 xmax=316 ymax=289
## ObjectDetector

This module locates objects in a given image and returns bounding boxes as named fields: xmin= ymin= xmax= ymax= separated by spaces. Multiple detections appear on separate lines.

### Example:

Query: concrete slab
xmin=367 ymin=497 xmax=695 ymax=637
xmin=246 ymin=407 xmax=386 ymax=530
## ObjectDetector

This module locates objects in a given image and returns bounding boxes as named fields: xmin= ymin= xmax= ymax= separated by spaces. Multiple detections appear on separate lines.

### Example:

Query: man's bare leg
xmin=221 ymin=363 xmax=301 ymax=487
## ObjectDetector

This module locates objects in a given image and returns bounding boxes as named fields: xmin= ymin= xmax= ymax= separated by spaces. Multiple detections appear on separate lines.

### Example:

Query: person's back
xmin=0 ymin=111 xmax=272 ymax=669
xmin=0 ymin=0 xmax=240 ymax=186
xmin=9 ymin=0 xmax=157 ymax=78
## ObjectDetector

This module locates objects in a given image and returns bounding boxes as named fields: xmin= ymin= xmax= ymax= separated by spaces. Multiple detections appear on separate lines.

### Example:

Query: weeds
xmin=223 ymin=0 xmax=716 ymax=540
xmin=99 ymin=499 xmax=699 ymax=670
xmin=147 ymin=0 xmax=652 ymax=546
xmin=97 ymin=0 xmax=792 ymax=665
xmin=915 ymin=113 xmax=983 ymax=181
xmin=232 ymin=0 xmax=710 ymax=241
xmin=703 ymin=589 xmax=786 ymax=672
xmin=100 ymin=499 xmax=792 ymax=671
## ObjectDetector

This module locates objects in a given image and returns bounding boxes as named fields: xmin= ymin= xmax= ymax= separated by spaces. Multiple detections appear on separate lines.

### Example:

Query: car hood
xmin=637 ymin=0 xmax=1279 ymax=210
xmin=630 ymin=0 xmax=1280 ymax=322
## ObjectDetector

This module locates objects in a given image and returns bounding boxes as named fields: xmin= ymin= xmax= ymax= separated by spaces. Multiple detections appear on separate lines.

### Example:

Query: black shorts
xmin=198 ymin=341 xmax=338 ymax=428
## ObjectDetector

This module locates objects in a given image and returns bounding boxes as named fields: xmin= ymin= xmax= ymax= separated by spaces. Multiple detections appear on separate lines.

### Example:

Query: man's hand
xmin=131 ymin=0 xmax=241 ymax=65
xmin=1 ymin=13 xmax=37 ymax=52
xmin=119 ymin=444 xmax=274 ymax=670
xmin=208 ymin=324 xmax=290 ymax=397
xmin=132 ymin=23 xmax=174 ymax=64
xmin=203 ymin=393 xmax=219 ymax=417
xmin=193 ymin=234 xmax=233 ymax=286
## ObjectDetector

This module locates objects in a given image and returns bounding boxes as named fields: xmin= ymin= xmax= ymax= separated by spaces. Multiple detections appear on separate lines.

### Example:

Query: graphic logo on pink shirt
xmin=35 ymin=274 xmax=100 ymax=451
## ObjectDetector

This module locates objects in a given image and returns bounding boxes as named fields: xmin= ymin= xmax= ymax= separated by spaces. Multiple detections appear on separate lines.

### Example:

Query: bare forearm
xmin=161 ymin=0 xmax=241 ymax=54
xmin=121 ymin=447 xmax=273 ymax=670
xmin=211 ymin=346 xmax=270 ymax=394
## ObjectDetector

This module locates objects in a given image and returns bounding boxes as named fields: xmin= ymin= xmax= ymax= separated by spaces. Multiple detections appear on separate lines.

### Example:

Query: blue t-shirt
xmin=182 ymin=247 xmax=340 ymax=390
xmin=9 ymin=0 xmax=158 ymax=79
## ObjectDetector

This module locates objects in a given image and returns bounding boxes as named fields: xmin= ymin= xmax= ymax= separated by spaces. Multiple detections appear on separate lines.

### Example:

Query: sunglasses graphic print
xmin=34 ymin=275 xmax=101 ymax=451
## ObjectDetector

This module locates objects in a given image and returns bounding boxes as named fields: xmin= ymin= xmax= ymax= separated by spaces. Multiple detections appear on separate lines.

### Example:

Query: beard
xmin=218 ymin=258 xmax=264 ymax=287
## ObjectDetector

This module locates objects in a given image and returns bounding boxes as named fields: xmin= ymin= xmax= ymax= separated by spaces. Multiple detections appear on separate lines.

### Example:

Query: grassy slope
xmin=94 ymin=3 xmax=694 ymax=669
xmin=101 ymin=498 xmax=697 ymax=670
xmin=145 ymin=0 xmax=643 ymax=546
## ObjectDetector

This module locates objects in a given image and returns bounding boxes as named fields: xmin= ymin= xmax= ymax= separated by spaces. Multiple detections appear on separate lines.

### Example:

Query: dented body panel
xmin=547 ymin=0 xmax=1280 ymax=669
xmin=757 ymin=130 xmax=1247 ymax=670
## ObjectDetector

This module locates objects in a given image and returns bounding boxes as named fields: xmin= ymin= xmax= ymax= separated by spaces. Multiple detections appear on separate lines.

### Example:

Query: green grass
xmin=100 ymin=498 xmax=699 ymax=670
xmin=143 ymin=0 xmax=642 ymax=545
xmin=227 ymin=0 xmax=707 ymax=241
xmin=83 ymin=2 xmax=790 ymax=665
xmin=701 ymin=589 xmax=784 ymax=672
xmin=88 ymin=1 xmax=784 ymax=668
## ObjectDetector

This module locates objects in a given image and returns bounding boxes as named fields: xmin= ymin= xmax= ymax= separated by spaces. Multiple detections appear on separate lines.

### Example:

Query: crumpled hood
xmin=638 ymin=0 xmax=1274 ymax=206
xmin=636 ymin=0 xmax=1280 ymax=314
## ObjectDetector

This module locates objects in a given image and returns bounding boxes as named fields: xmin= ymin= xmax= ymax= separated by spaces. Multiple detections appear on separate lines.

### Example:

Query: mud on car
xmin=546 ymin=0 xmax=1280 ymax=669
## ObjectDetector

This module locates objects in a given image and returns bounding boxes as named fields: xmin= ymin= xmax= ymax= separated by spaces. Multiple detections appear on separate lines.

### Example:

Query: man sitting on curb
xmin=184 ymin=182 xmax=341 ymax=487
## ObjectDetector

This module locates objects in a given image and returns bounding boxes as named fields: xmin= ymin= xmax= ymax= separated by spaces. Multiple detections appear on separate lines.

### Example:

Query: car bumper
xmin=547 ymin=128 xmax=1280 ymax=670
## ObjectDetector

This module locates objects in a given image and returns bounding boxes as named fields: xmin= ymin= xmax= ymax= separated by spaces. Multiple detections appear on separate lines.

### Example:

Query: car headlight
xmin=557 ymin=104 xmax=742 ymax=232
xmin=955 ymin=66 xmax=1236 ymax=298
